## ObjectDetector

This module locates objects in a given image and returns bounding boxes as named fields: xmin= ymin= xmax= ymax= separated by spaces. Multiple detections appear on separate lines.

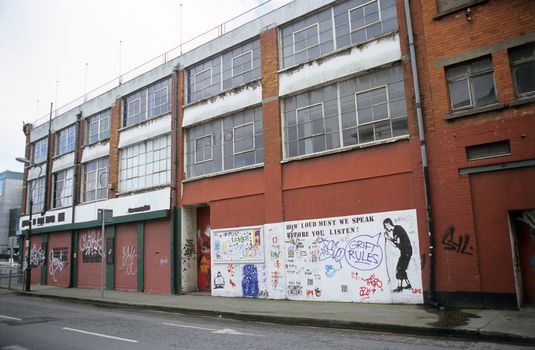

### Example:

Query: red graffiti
xmin=274 ymin=259 xmax=281 ymax=269
xmin=412 ymin=288 xmax=422 ymax=294
xmin=272 ymin=236 xmax=278 ymax=245
xmin=306 ymin=289 xmax=314 ymax=296
xmin=364 ymin=274 xmax=383 ymax=290
xmin=229 ymin=279 xmax=236 ymax=288
xmin=351 ymin=271 xmax=359 ymax=280
xmin=359 ymin=287 xmax=371 ymax=300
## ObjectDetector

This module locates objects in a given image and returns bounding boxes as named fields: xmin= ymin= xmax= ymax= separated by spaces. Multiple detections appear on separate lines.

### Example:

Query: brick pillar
xmin=73 ymin=113 xmax=85 ymax=206
xmin=108 ymin=99 xmax=122 ymax=198
xmin=261 ymin=27 xmax=283 ymax=223
xmin=21 ymin=123 xmax=33 ymax=213
xmin=492 ymin=50 xmax=515 ymax=103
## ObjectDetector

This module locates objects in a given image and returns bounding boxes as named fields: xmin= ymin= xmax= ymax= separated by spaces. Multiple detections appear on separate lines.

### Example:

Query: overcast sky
xmin=0 ymin=0 xmax=290 ymax=173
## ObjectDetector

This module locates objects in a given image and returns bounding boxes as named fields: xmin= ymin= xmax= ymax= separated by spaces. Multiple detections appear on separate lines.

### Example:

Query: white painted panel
xmin=263 ymin=223 xmax=286 ymax=299
xmin=75 ymin=187 xmax=170 ymax=223
xmin=284 ymin=209 xmax=423 ymax=304
xmin=82 ymin=142 xmax=110 ymax=163
xmin=19 ymin=207 xmax=73 ymax=231
xmin=118 ymin=114 xmax=171 ymax=149
xmin=27 ymin=165 xmax=46 ymax=180
xmin=52 ymin=153 xmax=75 ymax=173
xmin=279 ymin=34 xmax=401 ymax=97
xmin=183 ymin=84 xmax=262 ymax=127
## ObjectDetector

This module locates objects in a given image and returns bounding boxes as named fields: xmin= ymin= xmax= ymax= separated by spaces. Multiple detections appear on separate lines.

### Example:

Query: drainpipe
xmin=42 ymin=103 xmax=54 ymax=215
xmin=403 ymin=0 xmax=438 ymax=307
xmin=171 ymin=65 xmax=180 ymax=294
xmin=72 ymin=111 xmax=82 ymax=224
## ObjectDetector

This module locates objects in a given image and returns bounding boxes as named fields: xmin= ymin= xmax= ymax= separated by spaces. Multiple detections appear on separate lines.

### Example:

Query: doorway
xmin=196 ymin=206 xmax=211 ymax=292
xmin=511 ymin=209 xmax=535 ymax=304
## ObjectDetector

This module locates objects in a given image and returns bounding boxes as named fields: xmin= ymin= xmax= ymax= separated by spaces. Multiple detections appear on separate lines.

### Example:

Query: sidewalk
xmin=5 ymin=285 xmax=535 ymax=346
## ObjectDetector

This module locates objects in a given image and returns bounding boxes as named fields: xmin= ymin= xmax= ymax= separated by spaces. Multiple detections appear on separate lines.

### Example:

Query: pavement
xmin=1 ymin=284 xmax=534 ymax=346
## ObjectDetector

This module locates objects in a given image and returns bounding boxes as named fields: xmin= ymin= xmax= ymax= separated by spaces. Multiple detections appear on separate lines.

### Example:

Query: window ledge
xmin=444 ymin=103 xmax=504 ymax=121
xmin=433 ymin=0 xmax=488 ymax=20
xmin=115 ymin=185 xmax=170 ymax=197
xmin=281 ymin=135 xmax=410 ymax=164
xmin=184 ymin=80 xmax=262 ymax=108
xmin=278 ymin=31 xmax=399 ymax=74
xmin=119 ymin=112 xmax=171 ymax=133
xmin=508 ymin=95 xmax=535 ymax=108
xmin=82 ymin=139 xmax=110 ymax=149
xmin=183 ymin=163 xmax=264 ymax=183
xmin=77 ymin=197 xmax=108 ymax=206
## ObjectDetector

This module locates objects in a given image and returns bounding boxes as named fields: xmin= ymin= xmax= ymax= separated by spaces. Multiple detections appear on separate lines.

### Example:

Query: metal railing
xmin=32 ymin=0 xmax=291 ymax=127
xmin=0 ymin=263 xmax=23 ymax=291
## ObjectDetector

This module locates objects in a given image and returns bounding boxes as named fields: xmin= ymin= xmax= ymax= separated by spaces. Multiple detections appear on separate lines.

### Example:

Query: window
xmin=82 ymin=158 xmax=108 ymax=202
xmin=466 ymin=140 xmax=510 ymax=160
xmin=53 ymin=168 xmax=73 ymax=208
xmin=195 ymin=135 xmax=213 ymax=164
xmin=123 ymin=78 xmax=172 ymax=127
xmin=281 ymin=0 xmax=398 ymax=68
xmin=56 ymin=125 xmax=76 ymax=156
xmin=32 ymin=138 xmax=48 ymax=164
xmin=284 ymin=64 xmax=408 ymax=158
xmin=436 ymin=0 xmax=485 ymax=15
xmin=86 ymin=110 xmax=110 ymax=144
xmin=119 ymin=135 xmax=171 ymax=192
xmin=509 ymin=42 xmax=535 ymax=97
xmin=28 ymin=177 xmax=45 ymax=213
xmin=446 ymin=56 xmax=496 ymax=111
xmin=187 ymin=38 xmax=261 ymax=103
xmin=281 ymin=7 xmax=334 ymax=68
xmin=185 ymin=106 xmax=263 ymax=178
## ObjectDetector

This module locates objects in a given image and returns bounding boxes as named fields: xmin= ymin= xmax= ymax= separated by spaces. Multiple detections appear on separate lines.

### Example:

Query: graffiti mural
xmin=212 ymin=227 xmax=263 ymax=263
xmin=118 ymin=245 xmax=137 ymax=276
xmin=49 ymin=247 xmax=69 ymax=282
xmin=79 ymin=230 xmax=103 ymax=263
xmin=210 ymin=209 xmax=423 ymax=304
xmin=23 ymin=244 xmax=46 ymax=269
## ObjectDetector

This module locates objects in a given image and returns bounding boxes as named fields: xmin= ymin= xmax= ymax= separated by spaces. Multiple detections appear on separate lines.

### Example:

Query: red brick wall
xmin=115 ymin=223 xmax=138 ymax=292
xmin=47 ymin=231 xmax=71 ymax=287
xmin=108 ymin=99 xmax=122 ymax=198
xmin=77 ymin=228 xmax=103 ymax=289
xmin=410 ymin=0 xmax=535 ymax=296
xmin=144 ymin=219 xmax=171 ymax=294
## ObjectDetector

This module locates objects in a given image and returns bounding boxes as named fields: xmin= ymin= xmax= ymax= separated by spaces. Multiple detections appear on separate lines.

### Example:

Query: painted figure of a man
xmin=383 ymin=218 xmax=412 ymax=293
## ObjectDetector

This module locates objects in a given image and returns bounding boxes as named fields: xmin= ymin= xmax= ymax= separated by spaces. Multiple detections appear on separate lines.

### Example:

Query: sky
xmin=0 ymin=0 xmax=290 ymax=173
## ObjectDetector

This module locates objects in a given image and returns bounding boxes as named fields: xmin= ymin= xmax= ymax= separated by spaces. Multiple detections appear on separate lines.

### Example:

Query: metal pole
xmin=25 ymin=199 xmax=33 ymax=292
xmin=100 ymin=215 xmax=106 ymax=298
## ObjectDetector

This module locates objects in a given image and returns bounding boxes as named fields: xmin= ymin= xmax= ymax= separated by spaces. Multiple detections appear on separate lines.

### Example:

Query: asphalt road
xmin=0 ymin=291 xmax=528 ymax=350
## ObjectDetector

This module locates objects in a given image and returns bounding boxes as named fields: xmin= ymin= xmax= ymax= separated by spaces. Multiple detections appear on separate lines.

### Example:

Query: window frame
xmin=82 ymin=158 xmax=108 ymax=203
xmin=56 ymin=125 xmax=77 ymax=156
xmin=355 ymin=85 xmax=391 ymax=126
xmin=446 ymin=57 xmax=496 ymax=112
xmin=194 ymin=68 xmax=214 ymax=93
xmin=292 ymin=23 xmax=321 ymax=55
xmin=231 ymin=50 xmax=253 ymax=78
xmin=232 ymin=122 xmax=255 ymax=155
xmin=32 ymin=138 xmax=48 ymax=164
xmin=86 ymin=110 xmax=110 ymax=145
xmin=295 ymin=102 xmax=326 ymax=142
xmin=52 ymin=168 xmax=73 ymax=209
xmin=27 ymin=176 xmax=46 ymax=214
xmin=152 ymin=85 xmax=169 ymax=110
xmin=194 ymin=134 xmax=214 ymax=164
xmin=348 ymin=0 xmax=382 ymax=34
xmin=509 ymin=42 xmax=535 ymax=98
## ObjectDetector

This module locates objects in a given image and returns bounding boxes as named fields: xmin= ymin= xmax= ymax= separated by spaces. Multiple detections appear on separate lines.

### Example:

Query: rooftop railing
xmin=32 ymin=0 xmax=291 ymax=127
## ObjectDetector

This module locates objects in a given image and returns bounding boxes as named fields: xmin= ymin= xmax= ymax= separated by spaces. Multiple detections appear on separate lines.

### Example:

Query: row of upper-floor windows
xmin=445 ymin=42 xmax=535 ymax=114
xmin=29 ymin=0 xmax=398 ymax=161
xmin=27 ymin=133 xmax=172 ymax=213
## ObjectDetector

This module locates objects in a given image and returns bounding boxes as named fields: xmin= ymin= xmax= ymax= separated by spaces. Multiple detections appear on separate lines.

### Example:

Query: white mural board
xmin=284 ymin=209 xmax=423 ymax=304
xmin=212 ymin=226 xmax=264 ymax=263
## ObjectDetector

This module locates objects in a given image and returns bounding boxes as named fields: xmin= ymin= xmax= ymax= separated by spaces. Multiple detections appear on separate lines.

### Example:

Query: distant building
xmin=0 ymin=171 xmax=23 ymax=256
xmin=18 ymin=0 xmax=535 ymax=309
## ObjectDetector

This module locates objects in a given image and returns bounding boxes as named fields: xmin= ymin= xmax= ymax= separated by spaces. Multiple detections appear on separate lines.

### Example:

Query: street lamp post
xmin=16 ymin=157 xmax=43 ymax=292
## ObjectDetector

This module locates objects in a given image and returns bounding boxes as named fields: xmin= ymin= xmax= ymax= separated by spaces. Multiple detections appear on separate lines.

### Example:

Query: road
xmin=0 ymin=291 xmax=528 ymax=350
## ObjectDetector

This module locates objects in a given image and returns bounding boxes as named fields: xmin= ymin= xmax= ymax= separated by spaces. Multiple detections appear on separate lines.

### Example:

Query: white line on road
xmin=160 ymin=323 xmax=265 ymax=337
xmin=62 ymin=327 xmax=139 ymax=343
xmin=161 ymin=322 xmax=216 ymax=331
xmin=0 ymin=315 xmax=22 ymax=321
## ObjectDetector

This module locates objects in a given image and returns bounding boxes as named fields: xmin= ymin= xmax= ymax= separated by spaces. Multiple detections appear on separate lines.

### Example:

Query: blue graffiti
xmin=325 ymin=264 xmax=337 ymax=278
xmin=242 ymin=264 xmax=259 ymax=298
xmin=345 ymin=234 xmax=383 ymax=271
xmin=317 ymin=237 xmax=344 ymax=269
